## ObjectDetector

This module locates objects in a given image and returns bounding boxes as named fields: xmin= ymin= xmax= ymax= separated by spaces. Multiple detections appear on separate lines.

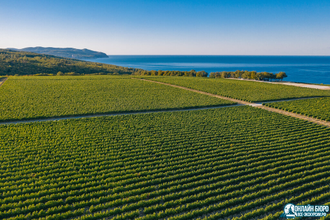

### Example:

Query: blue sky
xmin=0 ymin=0 xmax=329 ymax=55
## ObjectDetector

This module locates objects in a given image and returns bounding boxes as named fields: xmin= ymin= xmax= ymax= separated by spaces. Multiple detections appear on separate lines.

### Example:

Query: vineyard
xmin=0 ymin=76 xmax=232 ymax=121
xmin=144 ymin=76 xmax=330 ymax=102
xmin=1 ymin=106 xmax=330 ymax=219
xmin=264 ymin=97 xmax=330 ymax=121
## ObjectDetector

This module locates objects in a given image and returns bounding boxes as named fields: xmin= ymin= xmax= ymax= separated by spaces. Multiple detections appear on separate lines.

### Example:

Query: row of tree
xmin=133 ymin=69 xmax=287 ymax=81
xmin=209 ymin=70 xmax=287 ymax=81
xmin=133 ymin=69 xmax=208 ymax=77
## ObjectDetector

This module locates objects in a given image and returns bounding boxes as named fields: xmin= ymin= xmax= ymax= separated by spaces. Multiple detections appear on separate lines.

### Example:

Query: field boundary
xmin=257 ymin=105 xmax=330 ymax=127
xmin=227 ymin=78 xmax=330 ymax=90
xmin=138 ymin=78 xmax=330 ymax=128
xmin=0 ymin=104 xmax=242 ymax=125
xmin=0 ymin=77 xmax=7 ymax=87
xmin=0 ymin=77 xmax=329 ymax=127
xmin=255 ymin=96 xmax=324 ymax=104
xmin=136 ymin=78 xmax=251 ymax=105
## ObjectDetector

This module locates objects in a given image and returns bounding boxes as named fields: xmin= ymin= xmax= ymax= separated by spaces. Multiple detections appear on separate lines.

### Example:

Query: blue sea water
xmin=83 ymin=56 xmax=330 ymax=84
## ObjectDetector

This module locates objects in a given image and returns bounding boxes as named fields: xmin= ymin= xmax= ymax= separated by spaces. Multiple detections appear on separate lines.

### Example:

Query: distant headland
xmin=8 ymin=47 xmax=108 ymax=59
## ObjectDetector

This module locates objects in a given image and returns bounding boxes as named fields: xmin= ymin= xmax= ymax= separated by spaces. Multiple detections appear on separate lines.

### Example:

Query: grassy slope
xmin=144 ymin=76 xmax=330 ymax=102
xmin=0 ymin=75 xmax=233 ymax=121
xmin=264 ymin=97 xmax=330 ymax=121
xmin=1 ymin=107 xmax=330 ymax=219
xmin=0 ymin=49 xmax=137 ymax=75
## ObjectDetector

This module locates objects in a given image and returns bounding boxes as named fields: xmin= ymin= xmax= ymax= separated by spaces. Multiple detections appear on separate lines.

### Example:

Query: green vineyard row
xmin=0 ymin=76 xmax=231 ymax=121
xmin=264 ymin=97 xmax=330 ymax=121
xmin=0 ymin=106 xmax=330 ymax=219
xmin=145 ymin=76 xmax=330 ymax=102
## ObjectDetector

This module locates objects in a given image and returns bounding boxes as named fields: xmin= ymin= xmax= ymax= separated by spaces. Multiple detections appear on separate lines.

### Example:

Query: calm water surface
xmin=83 ymin=56 xmax=330 ymax=84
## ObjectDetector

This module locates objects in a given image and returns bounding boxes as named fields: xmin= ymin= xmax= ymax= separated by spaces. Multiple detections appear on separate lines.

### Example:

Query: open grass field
xmin=144 ymin=76 xmax=330 ymax=102
xmin=0 ymin=76 xmax=233 ymax=121
xmin=1 ymin=106 xmax=330 ymax=220
xmin=264 ymin=97 xmax=330 ymax=121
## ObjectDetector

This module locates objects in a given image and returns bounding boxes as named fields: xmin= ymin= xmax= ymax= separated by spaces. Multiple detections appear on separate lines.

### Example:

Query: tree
xmin=220 ymin=71 xmax=229 ymax=78
xmin=276 ymin=72 xmax=288 ymax=81
xmin=256 ymin=72 xmax=264 ymax=80
xmin=196 ymin=71 xmax=208 ymax=77
xmin=209 ymin=72 xmax=220 ymax=78
xmin=250 ymin=71 xmax=256 ymax=79
xmin=242 ymin=71 xmax=251 ymax=79
xmin=234 ymin=70 xmax=243 ymax=78
xmin=189 ymin=70 xmax=197 ymax=77
xmin=269 ymin=73 xmax=276 ymax=81
xmin=57 ymin=71 xmax=63 ymax=76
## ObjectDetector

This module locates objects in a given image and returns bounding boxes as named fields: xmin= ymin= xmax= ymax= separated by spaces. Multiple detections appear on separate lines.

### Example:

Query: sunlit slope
xmin=146 ymin=77 xmax=330 ymax=102
xmin=0 ymin=76 xmax=233 ymax=121
xmin=0 ymin=107 xmax=329 ymax=219
xmin=0 ymin=49 xmax=136 ymax=75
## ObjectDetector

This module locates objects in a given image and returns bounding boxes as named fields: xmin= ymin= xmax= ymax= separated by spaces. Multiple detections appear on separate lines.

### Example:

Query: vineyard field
xmin=1 ymin=106 xmax=330 ymax=219
xmin=0 ymin=76 xmax=232 ymax=121
xmin=264 ymin=97 xmax=330 ymax=121
xmin=144 ymin=76 xmax=330 ymax=102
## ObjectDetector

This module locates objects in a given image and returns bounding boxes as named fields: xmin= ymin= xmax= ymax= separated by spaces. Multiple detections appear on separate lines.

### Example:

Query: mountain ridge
xmin=9 ymin=47 xmax=108 ymax=59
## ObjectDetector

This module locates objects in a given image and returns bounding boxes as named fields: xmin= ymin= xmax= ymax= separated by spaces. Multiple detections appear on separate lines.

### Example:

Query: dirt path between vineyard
xmin=0 ymin=77 xmax=329 ymax=127
xmin=0 ymin=104 xmax=243 ymax=125
xmin=228 ymin=78 xmax=330 ymax=90
xmin=0 ymin=77 xmax=7 ymax=87
xmin=138 ymin=78 xmax=330 ymax=128
xmin=137 ymin=78 xmax=252 ymax=105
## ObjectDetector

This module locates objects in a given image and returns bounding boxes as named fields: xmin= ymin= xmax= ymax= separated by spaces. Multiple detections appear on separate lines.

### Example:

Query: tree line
xmin=210 ymin=70 xmax=287 ymax=81
xmin=133 ymin=69 xmax=287 ymax=81
xmin=133 ymin=69 xmax=208 ymax=77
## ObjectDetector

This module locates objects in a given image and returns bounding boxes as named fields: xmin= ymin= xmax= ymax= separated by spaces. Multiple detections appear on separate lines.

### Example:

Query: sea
xmin=83 ymin=56 xmax=330 ymax=85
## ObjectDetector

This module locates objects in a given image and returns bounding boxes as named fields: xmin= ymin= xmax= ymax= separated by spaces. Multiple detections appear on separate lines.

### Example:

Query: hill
xmin=12 ymin=47 xmax=108 ymax=59
xmin=0 ymin=49 xmax=138 ymax=75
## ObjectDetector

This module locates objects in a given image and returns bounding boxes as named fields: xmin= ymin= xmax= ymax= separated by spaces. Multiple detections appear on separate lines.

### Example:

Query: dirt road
xmin=137 ymin=78 xmax=252 ymax=105
xmin=0 ymin=77 xmax=329 ymax=127
xmin=0 ymin=77 xmax=7 ymax=87
xmin=0 ymin=104 xmax=243 ymax=125
xmin=138 ymin=78 xmax=330 ymax=128
xmin=228 ymin=78 xmax=330 ymax=90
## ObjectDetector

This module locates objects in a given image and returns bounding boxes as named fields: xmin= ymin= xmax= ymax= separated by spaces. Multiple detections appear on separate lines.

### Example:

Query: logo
xmin=280 ymin=204 xmax=329 ymax=219
xmin=281 ymin=203 xmax=295 ymax=219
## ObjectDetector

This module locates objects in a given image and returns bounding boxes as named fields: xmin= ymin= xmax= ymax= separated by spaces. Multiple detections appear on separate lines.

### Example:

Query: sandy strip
xmin=227 ymin=78 xmax=330 ymax=90
xmin=279 ymin=82 xmax=330 ymax=90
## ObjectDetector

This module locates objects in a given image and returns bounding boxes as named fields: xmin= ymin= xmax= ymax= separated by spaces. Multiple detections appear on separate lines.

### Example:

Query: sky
xmin=0 ymin=0 xmax=330 ymax=55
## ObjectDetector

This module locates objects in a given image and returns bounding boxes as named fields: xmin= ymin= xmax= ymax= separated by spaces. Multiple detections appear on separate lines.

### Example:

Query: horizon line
xmin=104 ymin=54 xmax=330 ymax=56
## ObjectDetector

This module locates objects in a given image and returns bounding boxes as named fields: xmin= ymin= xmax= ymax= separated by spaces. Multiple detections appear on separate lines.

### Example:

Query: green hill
xmin=13 ymin=47 xmax=108 ymax=59
xmin=0 ymin=49 xmax=138 ymax=75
